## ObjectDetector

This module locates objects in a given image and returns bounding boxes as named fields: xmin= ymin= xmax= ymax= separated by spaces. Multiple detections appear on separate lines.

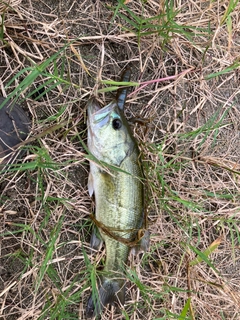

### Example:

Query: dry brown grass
xmin=0 ymin=0 xmax=240 ymax=319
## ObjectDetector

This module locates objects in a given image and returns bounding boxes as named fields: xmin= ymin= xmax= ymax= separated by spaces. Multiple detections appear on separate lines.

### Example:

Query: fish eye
xmin=112 ymin=118 xmax=122 ymax=130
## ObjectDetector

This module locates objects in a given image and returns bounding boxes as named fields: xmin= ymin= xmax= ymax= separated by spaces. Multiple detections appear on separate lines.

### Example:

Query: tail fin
xmin=86 ymin=276 xmax=125 ymax=318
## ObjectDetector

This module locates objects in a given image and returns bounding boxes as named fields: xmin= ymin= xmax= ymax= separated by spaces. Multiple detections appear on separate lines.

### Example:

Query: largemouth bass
xmin=86 ymin=97 xmax=145 ymax=318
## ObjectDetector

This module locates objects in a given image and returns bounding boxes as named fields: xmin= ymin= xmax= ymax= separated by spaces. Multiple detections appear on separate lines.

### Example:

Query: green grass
xmin=110 ymin=0 xmax=209 ymax=45
xmin=0 ymin=46 xmax=79 ymax=110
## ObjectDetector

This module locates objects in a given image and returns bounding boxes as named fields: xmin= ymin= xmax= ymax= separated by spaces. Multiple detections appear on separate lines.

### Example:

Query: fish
xmin=86 ymin=97 xmax=146 ymax=318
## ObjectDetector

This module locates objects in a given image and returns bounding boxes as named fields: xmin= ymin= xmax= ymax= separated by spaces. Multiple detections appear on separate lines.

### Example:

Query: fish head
xmin=87 ymin=98 xmax=136 ymax=166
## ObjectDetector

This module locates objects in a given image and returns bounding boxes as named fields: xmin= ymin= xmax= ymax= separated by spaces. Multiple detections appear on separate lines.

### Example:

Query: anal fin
xmin=90 ymin=225 xmax=103 ymax=251
xmin=131 ymin=230 xmax=150 ymax=256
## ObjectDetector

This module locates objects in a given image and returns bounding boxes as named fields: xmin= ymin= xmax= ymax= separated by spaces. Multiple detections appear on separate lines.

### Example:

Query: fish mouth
xmin=87 ymin=97 xmax=101 ymax=117
xmin=87 ymin=98 xmax=118 ymax=127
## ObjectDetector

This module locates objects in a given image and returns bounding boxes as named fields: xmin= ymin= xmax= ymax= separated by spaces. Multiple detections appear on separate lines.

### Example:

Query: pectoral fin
xmin=88 ymin=172 xmax=94 ymax=196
